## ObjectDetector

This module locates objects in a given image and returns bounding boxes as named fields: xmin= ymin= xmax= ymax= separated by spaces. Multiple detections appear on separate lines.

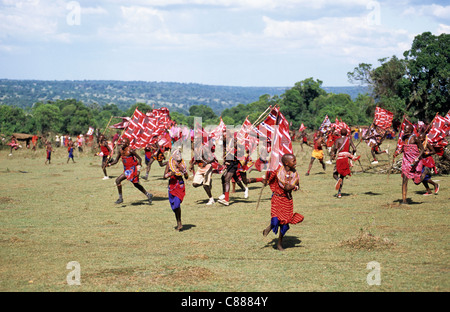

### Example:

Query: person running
xmin=142 ymin=141 xmax=167 ymax=180
xmin=363 ymin=123 xmax=389 ymax=164
xmin=108 ymin=137 xmax=153 ymax=205
xmin=416 ymin=132 xmax=439 ymax=195
xmin=305 ymin=131 xmax=326 ymax=176
xmin=8 ymin=135 xmax=20 ymax=156
xmin=45 ymin=140 xmax=53 ymax=164
xmin=67 ymin=139 xmax=76 ymax=163
xmin=99 ymin=135 xmax=112 ymax=180
xmin=190 ymin=142 xmax=217 ymax=205
xmin=331 ymin=128 xmax=360 ymax=198
xmin=218 ymin=133 xmax=246 ymax=206
xmin=394 ymin=123 xmax=424 ymax=204
xmin=262 ymin=154 xmax=304 ymax=251
xmin=164 ymin=149 xmax=189 ymax=231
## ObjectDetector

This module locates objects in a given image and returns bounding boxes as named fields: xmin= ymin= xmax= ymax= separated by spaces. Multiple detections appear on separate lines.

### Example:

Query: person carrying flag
xmin=262 ymin=153 xmax=304 ymax=251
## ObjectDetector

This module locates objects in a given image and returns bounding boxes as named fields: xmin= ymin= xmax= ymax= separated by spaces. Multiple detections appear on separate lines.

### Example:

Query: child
xmin=164 ymin=149 xmax=189 ymax=231
xmin=45 ymin=140 xmax=53 ymax=164
xmin=67 ymin=139 xmax=76 ymax=163
xmin=305 ymin=131 xmax=326 ymax=176
xmin=262 ymin=154 xmax=304 ymax=251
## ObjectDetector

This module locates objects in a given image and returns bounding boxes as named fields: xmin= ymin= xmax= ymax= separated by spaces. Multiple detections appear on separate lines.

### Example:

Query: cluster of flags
xmin=87 ymin=103 xmax=448 ymax=174
xmin=394 ymin=110 xmax=450 ymax=157
xmin=119 ymin=107 xmax=175 ymax=149
xmin=318 ymin=115 xmax=351 ymax=135
xmin=425 ymin=112 xmax=450 ymax=155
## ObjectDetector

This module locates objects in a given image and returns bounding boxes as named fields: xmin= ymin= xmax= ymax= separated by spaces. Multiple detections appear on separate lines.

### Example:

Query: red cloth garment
xmin=168 ymin=176 xmax=186 ymax=202
xmin=122 ymin=155 xmax=139 ymax=183
xmin=267 ymin=170 xmax=304 ymax=226
xmin=336 ymin=137 xmax=352 ymax=177
xmin=100 ymin=145 xmax=110 ymax=156
xmin=401 ymin=144 xmax=420 ymax=180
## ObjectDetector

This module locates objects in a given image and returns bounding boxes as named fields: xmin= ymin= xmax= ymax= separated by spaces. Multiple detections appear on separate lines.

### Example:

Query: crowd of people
xmin=2 ymin=116 xmax=445 ymax=251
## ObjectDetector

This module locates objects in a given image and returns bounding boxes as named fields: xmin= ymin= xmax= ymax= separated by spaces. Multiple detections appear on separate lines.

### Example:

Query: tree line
xmin=0 ymin=32 xmax=448 ymax=139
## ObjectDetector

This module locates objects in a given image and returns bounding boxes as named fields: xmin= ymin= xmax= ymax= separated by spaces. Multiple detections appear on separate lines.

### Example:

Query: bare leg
xmin=174 ymin=208 xmax=182 ymax=231
xmin=277 ymin=231 xmax=285 ymax=251
xmin=402 ymin=175 xmax=408 ymax=204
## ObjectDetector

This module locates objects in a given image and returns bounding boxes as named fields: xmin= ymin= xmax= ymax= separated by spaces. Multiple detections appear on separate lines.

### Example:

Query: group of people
xmin=99 ymin=130 xmax=302 ymax=250
xmin=97 ymin=116 xmax=444 ymax=250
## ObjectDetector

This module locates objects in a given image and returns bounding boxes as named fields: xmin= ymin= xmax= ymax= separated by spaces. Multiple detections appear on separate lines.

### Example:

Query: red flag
xmin=298 ymin=123 xmax=306 ymax=132
xmin=266 ymin=107 xmax=293 ymax=171
xmin=208 ymin=117 xmax=226 ymax=139
xmin=426 ymin=112 xmax=450 ymax=155
xmin=394 ymin=117 xmax=419 ymax=157
xmin=374 ymin=107 xmax=394 ymax=130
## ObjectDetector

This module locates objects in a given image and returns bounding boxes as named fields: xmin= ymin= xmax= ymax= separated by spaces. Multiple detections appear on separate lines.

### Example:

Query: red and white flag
xmin=298 ymin=123 xmax=306 ymax=132
xmin=208 ymin=117 xmax=226 ymax=140
xmin=264 ymin=107 xmax=293 ymax=171
xmin=374 ymin=107 xmax=394 ymax=130
xmin=426 ymin=111 xmax=450 ymax=155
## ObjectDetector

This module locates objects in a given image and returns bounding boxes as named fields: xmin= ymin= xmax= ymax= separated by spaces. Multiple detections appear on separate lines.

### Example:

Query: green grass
xmin=0 ymin=141 xmax=448 ymax=292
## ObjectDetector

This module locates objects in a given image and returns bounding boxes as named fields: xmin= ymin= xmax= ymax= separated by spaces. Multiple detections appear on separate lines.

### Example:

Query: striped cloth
xmin=268 ymin=169 xmax=304 ymax=227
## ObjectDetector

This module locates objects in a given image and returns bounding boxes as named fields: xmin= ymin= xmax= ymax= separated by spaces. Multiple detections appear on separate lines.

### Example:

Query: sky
xmin=0 ymin=0 xmax=449 ymax=87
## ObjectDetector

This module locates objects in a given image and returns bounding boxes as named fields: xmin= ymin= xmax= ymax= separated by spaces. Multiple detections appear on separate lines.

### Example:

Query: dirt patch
xmin=0 ymin=197 xmax=14 ymax=204
xmin=339 ymin=230 xmax=395 ymax=251
xmin=0 ymin=236 xmax=26 ymax=244
xmin=185 ymin=254 xmax=210 ymax=260
xmin=153 ymin=266 xmax=214 ymax=285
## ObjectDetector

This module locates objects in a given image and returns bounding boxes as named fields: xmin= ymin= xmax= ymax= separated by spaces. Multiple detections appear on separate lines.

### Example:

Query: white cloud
xmin=437 ymin=23 xmax=450 ymax=34
xmin=402 ymin=3 xmax=450 ymax=21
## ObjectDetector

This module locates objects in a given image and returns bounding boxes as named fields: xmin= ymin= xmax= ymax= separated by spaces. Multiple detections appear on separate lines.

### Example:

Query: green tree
xmin=189 ymin=104 xmax=217 ymax=121
xmin=280 ymin=78 xmax=327 ymax=129
xmin=403 ymin=32 xmax=450 ymax=121
xmin=33 ymin=104 xmax=62 ymax=135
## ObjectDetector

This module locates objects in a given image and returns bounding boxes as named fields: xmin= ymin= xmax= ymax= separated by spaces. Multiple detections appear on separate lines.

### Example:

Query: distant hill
xmin=0 ymin=79 xmax=369 ymax=114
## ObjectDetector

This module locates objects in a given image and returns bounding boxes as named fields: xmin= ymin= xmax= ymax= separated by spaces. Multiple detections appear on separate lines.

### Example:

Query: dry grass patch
xmin=339 ymin=229 xmax=395 ymax=251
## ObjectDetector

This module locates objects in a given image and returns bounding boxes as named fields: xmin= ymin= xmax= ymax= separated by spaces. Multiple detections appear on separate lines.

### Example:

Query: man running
xmin=108 ymin=137 xmax=153 ymax=205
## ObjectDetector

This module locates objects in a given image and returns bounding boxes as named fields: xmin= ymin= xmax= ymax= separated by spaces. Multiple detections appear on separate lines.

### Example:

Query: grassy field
xmin=0 ymin=140 xmax=448 ymax=292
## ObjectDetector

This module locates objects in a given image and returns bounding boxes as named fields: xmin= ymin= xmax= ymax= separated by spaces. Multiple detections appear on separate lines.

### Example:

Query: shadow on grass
xmin=262 ymin=236 xmax=303 ymax=250
xmin=392 ymin=198 xmax=423 ymax=205
xmin=173 ymin=224 xmax=196 ymax=232
xmin=363 ymin=191 xmax=382 ymax=196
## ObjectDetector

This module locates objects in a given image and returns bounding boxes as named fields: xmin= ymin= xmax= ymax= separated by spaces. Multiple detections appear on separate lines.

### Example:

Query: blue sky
xmin=0 ymin=0 xmax=448 ymax=87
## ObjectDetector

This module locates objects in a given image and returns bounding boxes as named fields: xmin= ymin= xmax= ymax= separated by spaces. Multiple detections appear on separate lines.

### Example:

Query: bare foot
xmin=277 ymin=243 xmax=285 ymax=251
xmin=262 ymin=226 xmax=271 ymax=237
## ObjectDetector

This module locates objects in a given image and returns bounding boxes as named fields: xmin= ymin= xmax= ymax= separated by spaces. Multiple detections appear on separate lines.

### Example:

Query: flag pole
xmin=256 ymin=105 xmax=281 ymax=211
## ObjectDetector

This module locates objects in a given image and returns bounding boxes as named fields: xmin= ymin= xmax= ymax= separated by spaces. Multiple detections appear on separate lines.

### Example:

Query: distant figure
xmin=305 ymin=131 xmax=326 ymax=176
xmin=8 ymin=135 xmax=20 ymax=156
xmin=330 ymin=128 xmax=360 ymax=198
xmin=31 ymin=135 xmax=38 ymax=151
xmin=45 ymin=140 xmax=53 ymax=164
xmin=190 ymin=142 xmax=216 ymax=205
xmin=363 ymin=124 xmax=389 ymax=164
xmin=67 ymin=139 xmax=75 ymax=163
xmin=142 ymin=140 xmax=167 ymax=180
xmin=99 ymin=135 xmax=112 ymax=180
